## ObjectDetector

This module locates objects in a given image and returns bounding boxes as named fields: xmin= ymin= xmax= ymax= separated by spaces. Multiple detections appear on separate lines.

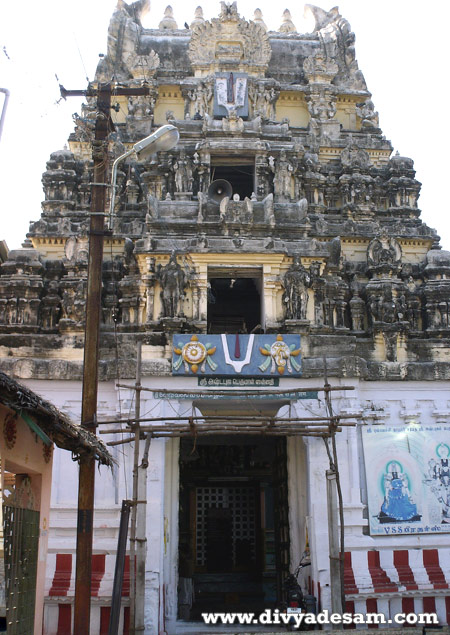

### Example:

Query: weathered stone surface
xmin=0 ymin=2 xmax=448 ymax=382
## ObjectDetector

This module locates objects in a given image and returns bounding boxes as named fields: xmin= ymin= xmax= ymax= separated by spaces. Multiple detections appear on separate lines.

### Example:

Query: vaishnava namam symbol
xmin=259 ymin=334 xmax=301 ymax=375
xmin=173 ymin=335 xmax=217 ymax=373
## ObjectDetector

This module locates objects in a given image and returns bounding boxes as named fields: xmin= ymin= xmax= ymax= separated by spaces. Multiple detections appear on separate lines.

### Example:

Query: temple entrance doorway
xmin=177 ymin=435 xmax=289 ymax=620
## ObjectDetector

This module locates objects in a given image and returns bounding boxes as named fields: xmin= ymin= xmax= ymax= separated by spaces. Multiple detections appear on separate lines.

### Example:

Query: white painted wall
xmin=24 ymin=376 xmax=449 ymax=632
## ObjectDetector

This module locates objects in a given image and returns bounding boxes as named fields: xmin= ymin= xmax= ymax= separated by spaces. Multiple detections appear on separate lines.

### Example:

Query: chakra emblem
xmin=259 ymin=334 xmax=301 ymax=375
xmin=173 ymin=335 xmax=217 ymax=374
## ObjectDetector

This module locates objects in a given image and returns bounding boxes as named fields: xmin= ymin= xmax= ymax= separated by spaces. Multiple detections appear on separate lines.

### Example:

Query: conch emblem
xmin=173 ymin=335 xmax=217 ymax=373
xmin=259 ymin=334 xmax=301 ymax=375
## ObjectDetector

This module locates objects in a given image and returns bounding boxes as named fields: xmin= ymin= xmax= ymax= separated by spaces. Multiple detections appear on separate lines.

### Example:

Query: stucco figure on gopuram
xmin=1 ymin=2 xmax=450 ymax=633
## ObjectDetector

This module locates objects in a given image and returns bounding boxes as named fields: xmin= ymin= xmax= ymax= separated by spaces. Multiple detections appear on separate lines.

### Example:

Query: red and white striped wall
xmin=44 ymin=548 xmax=450 ymax=632
xmin=43 ymin=553 xmax=130 ymax=635
xmin=344 ymin=549 xmax=450 ymax=626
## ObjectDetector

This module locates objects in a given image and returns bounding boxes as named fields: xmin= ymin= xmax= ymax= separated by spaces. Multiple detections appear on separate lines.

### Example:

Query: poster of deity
xmin=362 ymin=426 xmax=450 ymax=535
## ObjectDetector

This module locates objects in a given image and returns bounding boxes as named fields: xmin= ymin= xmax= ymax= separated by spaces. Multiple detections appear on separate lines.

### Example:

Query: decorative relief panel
xmin=188 ymin=3 xmax=271 ymax=76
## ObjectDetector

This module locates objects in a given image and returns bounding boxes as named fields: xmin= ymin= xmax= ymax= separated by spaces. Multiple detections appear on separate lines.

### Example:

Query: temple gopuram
xmin=1 ymin=2 xmax=450 ymax=632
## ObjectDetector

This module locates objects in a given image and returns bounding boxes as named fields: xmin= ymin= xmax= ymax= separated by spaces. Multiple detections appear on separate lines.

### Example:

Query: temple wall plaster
xmin=30 ymin=237 xmax=124 ymax=261
xmin=29 ymin=239 xmax=66 ymax=259
xmin=428 ymin=346 xmax=450 ymax=362
xmin=153 ymin=86 xmax=184 ymax=125
xmin=340 ymin=239 xmax=370 ymax=263
xmin=335 ymin=96 xmax=360 ymax=131
xmin=67 ymin=140 xmax=92 ymax=162
xmin=318 ymin=146 xmax=391 ymax=167
xmin=0 ymin=346 xmax=85 ymax=361
xmin=11 ymin=372 xmax=449 ymax=631
xmin=399 ymin=241 xmax=432 ymax=263
xmin=287 ymin=435 xmax=308 ymax=575
xmin=276 ymin=92 xmax=310 ymax=128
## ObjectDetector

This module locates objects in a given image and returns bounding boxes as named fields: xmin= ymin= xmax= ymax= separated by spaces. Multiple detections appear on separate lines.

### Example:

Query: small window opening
xmin=207 ymin=277 xmax=261 ymax=333
xmin=211 ymin=165 xmax=254 ymax=200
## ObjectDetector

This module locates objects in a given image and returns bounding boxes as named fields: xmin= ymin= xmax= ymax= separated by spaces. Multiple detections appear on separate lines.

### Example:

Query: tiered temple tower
xmin=1 ymin=2 xmax=450 ymax=632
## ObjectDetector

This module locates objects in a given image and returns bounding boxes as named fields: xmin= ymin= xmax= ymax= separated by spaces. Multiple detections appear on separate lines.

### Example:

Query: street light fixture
xmin=109 ymin=124 xmax=179 ymax=229
xmin=109 ymin=123 xmax=179 ymax=632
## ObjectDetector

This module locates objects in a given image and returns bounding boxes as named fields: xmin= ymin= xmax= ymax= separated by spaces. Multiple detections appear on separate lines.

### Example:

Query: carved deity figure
xmin=356 ymin=100 xmax=379 ymax=129
xmin=303 ymin=51 xmax=338 ymax=83
xmin=269 ymin=150 xmax=294 ymax=201
xmin=368 ymin=287 xmax=407 ymax=325
xmin=64 ymin=236 xmax=89 ymax=264
xmin=156 ymin=253 xmax=189 ymax=318
xmin=405 ymin=277 xmax=421 ymax=330
xmin=328 ymin=236 xmax=341 ymax=268
xmin=219 ymin=1 xmax=239 ymax=20
xmin=0 ymin=299 xmax=6 ymax=324
xmin=222 ymin=108 xmax=244 ymax=133
xmin=340 ymin=137 xmax=371 ymax=170
xmin=307 ymin=94 xmax=336 ymax=122
xmin=40 ymin=280 xmax=61 ymax=328
xmin=349 ymin=291 xmax=365 ymax=331
xmin=16 ymin=298 xmax=26 ymax=325
xmin=193 ymin=152 xmax=209 ymax=194
xmin=380 ymin=288 xmax=396 ymax=323
xmin=367 ymin=233 xmax=402 ymax=269
xmin=61 ymin=288 xmax=74 ymax=321
xmin=73 ymin=279 xmax=87 ymax=323
xmin=128 ymin=94 xmax=156 ymax=119
xmin=188 ymin=80 xmax=213 ymax=118
xmin=249 ymin=82 xmax=277 ymax=121
xmin=5 ymin=299 xmax=17 ymax=325
xmin=172 ymin=149 xmax=194 ymax=193
xmin=283 ymin=257 xmax=311 ymax=321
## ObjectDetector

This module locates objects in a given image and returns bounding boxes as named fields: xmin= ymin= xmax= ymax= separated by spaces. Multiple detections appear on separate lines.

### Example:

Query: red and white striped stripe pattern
xmin=46 ymin=549 xmax=450 ymax=629
xmin=345 ymin=549 xmax=450 ymax=594
xmin=345 ymin=549 xmax=450 ymax=626
xmin=45 ymin=553 xmax=131 ymax=634
xmin=46 ymin=553 xmax=131 ymax=599
xmin=43 ymin=603 xmax=130 ymax=635
xmin=345 ymin=597 xmax=450 ymax=628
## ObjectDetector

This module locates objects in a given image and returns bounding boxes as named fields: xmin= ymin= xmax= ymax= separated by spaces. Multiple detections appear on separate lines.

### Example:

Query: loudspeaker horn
xmin=207 ymin=179 xmax=233 ymax=204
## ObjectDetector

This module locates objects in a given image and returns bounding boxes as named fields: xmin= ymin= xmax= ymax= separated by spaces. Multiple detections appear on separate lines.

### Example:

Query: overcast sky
xmin=1 ymin=0 xmax=449 ymax=250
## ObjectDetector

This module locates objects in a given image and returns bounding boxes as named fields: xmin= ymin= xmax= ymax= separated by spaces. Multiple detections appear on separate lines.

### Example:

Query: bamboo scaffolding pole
xmin=107 ymin=430 xmax=331 ymax=446
xmin=102 ymin=427 xmax=337 ymax=436
xmin=150 ymin=431 xmax=331 ymax=437
xmin=105 ymin=427 xmax=339 ymax=444
xmin=108 ymin=436 xmax=135 ymax=447
xmin=100 ymin=421 xmax=351 ymax=434
xmin=116 ymin=384 xmax=355 ymax=395
xmin=98 ymin=413 xmax=358 ymax=425
xmin=105 ymin=376 xmax=359 ymax=454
